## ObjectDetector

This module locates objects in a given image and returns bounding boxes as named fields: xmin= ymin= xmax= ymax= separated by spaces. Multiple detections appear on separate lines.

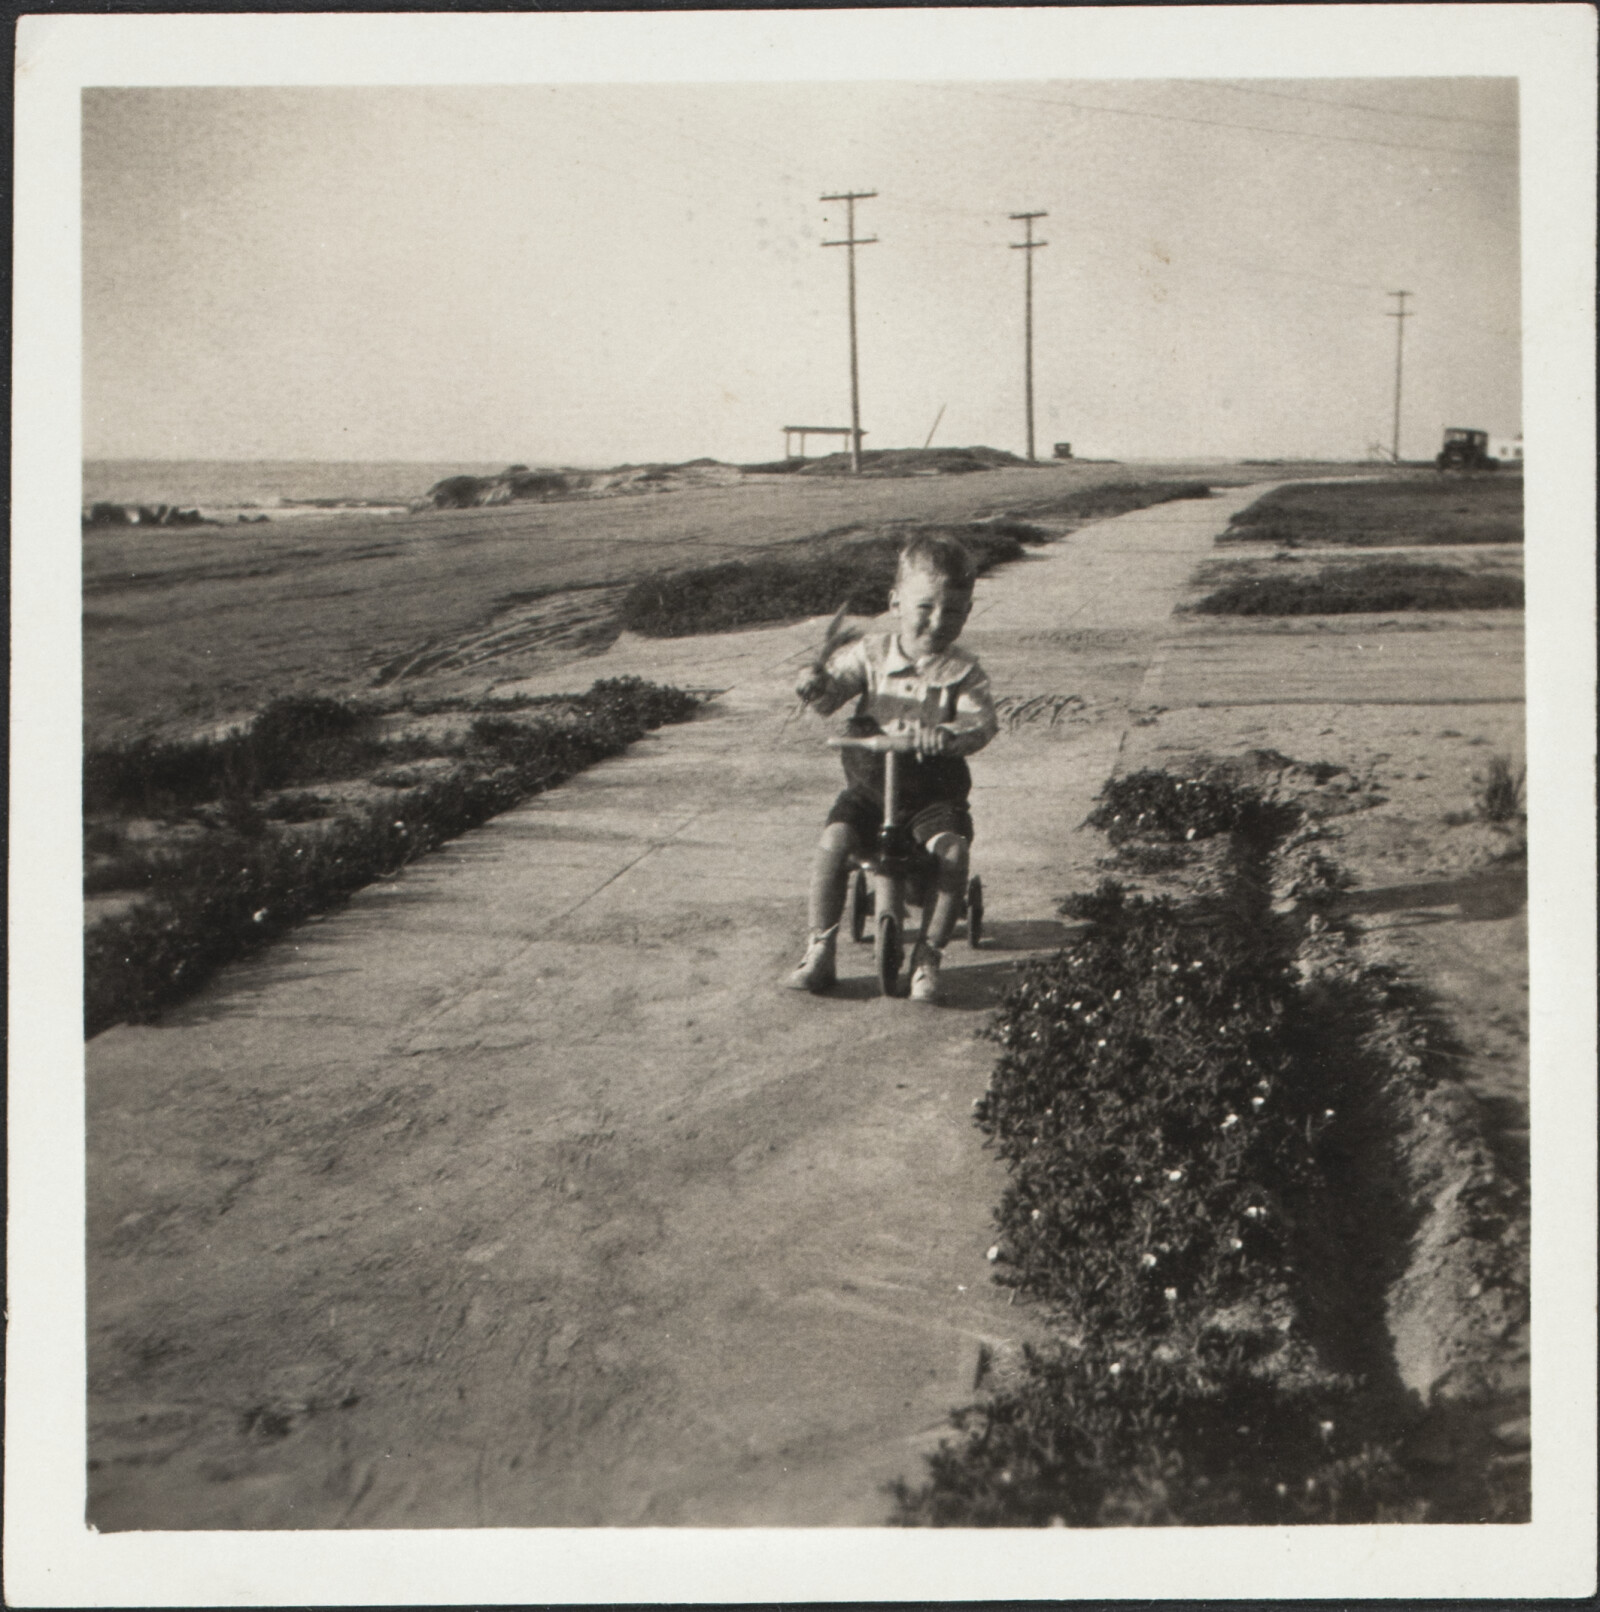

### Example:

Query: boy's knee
xmin=926 ymin=831 xmax=969 ymax=871
xmin=818 ymin=822 xmax=857 ymax=858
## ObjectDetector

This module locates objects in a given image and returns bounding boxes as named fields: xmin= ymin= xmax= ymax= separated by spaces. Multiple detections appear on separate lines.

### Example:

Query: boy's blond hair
xmin=896 ymin=532 xmax=975 ymax=593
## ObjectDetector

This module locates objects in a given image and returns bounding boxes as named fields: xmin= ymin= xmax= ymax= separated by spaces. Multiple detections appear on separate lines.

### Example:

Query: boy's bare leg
xmin=808 ymin=823 xmax=858 ymax=933
xmin=923 ymin=832 xmax=970 ymax=950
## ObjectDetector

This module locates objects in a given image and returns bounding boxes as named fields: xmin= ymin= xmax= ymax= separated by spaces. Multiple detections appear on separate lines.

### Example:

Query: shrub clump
xmin=1477 ymin=754 xmax=1525 ymax=823
xmin=618 ymin=524 xmax=1030 ymax=638
xmin=84 ymin=678 xmax=700 ymax=1035
xmin=1194 ymin=560 xmax=1522 ymax=617
xmin=893 ymin=1334 xmax=1408 ymax=1527
xmin=1087 ymin=769 xmax=1300 ymax=846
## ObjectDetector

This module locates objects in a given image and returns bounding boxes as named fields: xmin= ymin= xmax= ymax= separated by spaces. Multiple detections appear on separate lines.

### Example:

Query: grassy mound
xmin=1194 ymin=560 xmax=1522 ymax=616
xmin=743 ymin=446 xmax=1032 ymax=477
xmin=84 ymin=678 xmax=700 ymax=1035
xmin=1223 ymin=478 xmax=1523 ymax=548
xmin=1002 ymin=480 xmax=1213 ymax=524
xmin=618 ymin=522 xmax=1044 ymax=638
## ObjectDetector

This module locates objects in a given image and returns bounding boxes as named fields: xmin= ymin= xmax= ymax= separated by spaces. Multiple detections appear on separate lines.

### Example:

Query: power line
xmin=1009 ymin=212 xmax=1047 ymax=461
xmin=927 ymin=82 xmax=1517 ymax=160
xmin=1200 ymin=82 xmax=1518 ymax=130
xmin=821 ymin=191 xmax=877 ymax=473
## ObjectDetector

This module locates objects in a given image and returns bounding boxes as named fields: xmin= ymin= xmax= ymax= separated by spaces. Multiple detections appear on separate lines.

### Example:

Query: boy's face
xmin=891 ymin=564 xmax=972 ymax=662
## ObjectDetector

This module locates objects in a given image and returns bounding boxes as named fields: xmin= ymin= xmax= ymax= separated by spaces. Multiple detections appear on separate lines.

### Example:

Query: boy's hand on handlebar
xmin=912 ymin=721 xmax=955 ymax=757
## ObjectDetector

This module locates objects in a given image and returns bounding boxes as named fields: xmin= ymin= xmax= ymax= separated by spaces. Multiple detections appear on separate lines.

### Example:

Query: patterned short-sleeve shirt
xmin=815 ymin=631 xmax=998 ymax=756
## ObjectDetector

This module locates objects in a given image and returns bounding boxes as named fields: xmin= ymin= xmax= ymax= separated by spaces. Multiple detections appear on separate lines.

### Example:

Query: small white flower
xmin=1071 ymin=1001 xmax=1083 ymax=1011
xmin=1275 ymin=1482 xmax=1288 ymax=1498
xmin=1097 ymin=1038 xmax=1107 ymax=1048
xmin=1030 ymin=1208 xmax=1043 ymax=1222
xmin=393 ymin=820 xmax=406 ymax=831
xmin=1166 ymin=1169 xmax=1183 ymax=1182
xmin=1163 ymin=1287 xmax=1178 ymax=1302
xmin=1132 ymin=1174 xmax=1143 ymax=1184
xmin=1244 ymin=1206 xmax=1265 ymax=1221
xmin=1319 ymin=1420 xmax=1335 ymax=1438
xmin=1140 ymin=1252 xmax=1157 ymax=1268
xmin=1185 ymin=827 xmax=1197 ymax=841
xmin=1108 ymin=1362 xmax=1122 ymax=1375
xmin=1251 ymin=1095 xmax=1266 ymax=1109
xmin=1221 ymin=1114 xmax=1239 ymax=1129
xmin=252 ymin=908 xmax=269 ymax=923
xmin=1111 ymin=989 xmax=1121 ymax=1001
xmin=1175 ymin=995 xmax=1185 ymax=1004
xmin=1324 ymin=1108 xmax=1336 ymax=1119
xmin=986 ymin=1244 xmax=1001 ymax=1263
xmin=1228 ymin=1237 xmax=1244 ymax=1251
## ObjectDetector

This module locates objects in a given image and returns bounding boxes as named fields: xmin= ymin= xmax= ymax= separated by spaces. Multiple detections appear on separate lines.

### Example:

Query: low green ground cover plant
xmin=1222 ymin=477 xmax=1523 ymax=548
xmin=86 ymin=696 xmax=394 ymax=817
xmin=893 ymin=766 xmax=1434 ymax=1526
xmin=973 ymin=879 xmax=1323 ymax=1333
xmin=617 ymin=522 xmax=1040 ymax=638
xmin=1194 ymin=560 xmax=1522 ymax=617
xmin=894 ymin=1333 xmax=1407 ymax=1526
xmin=85 ymin=678 xmax=700 ymax=1035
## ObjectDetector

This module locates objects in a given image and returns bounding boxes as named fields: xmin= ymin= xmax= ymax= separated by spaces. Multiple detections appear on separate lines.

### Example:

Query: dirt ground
xmin=82 ymin=458 xmax=1376 ymax=743
xmin=84 ymin=478 xmax=1528 ymax=1528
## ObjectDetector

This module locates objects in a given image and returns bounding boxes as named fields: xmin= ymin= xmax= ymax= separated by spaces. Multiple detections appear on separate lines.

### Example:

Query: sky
xmin=82 ymin=79 xmax=1520 ymax=465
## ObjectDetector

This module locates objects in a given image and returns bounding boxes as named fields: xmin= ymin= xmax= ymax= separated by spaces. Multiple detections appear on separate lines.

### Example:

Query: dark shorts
xmin=825 ymin=787 xmax=974 ymax=848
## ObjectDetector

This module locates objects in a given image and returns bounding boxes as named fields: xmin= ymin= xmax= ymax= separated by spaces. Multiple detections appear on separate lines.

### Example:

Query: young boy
xmin=786 ymin=532 xmax=998 ymax=1004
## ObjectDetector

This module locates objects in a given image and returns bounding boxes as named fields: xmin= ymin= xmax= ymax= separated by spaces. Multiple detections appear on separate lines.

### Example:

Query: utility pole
xmin=1387 ymin=290 xmax=1412 ymax=463
xmin=1010 ymin=212 xmax=1048 ymax=461
xmin=821 ymin=191 xmax=877 ymax=473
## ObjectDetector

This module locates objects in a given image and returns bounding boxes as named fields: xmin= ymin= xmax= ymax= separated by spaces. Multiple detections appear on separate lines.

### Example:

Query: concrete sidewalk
xmin=86 ymin=487 xmax=1260 ymax=1529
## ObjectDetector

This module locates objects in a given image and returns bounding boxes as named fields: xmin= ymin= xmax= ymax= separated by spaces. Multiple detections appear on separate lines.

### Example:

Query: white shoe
xmin=785 ymin=926 xmax=838 ymax=993
xmin=909 ymin=943 xmax=944 ymax=1004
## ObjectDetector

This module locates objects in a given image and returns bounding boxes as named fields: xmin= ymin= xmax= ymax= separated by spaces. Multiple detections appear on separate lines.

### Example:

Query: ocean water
xmin=83 ymin=460 xmax=509 ymax=518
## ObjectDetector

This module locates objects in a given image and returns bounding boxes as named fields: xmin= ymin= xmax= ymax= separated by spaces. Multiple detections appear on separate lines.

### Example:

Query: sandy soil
xmin=81 ymin=459 xmax=1374 ymax=743
xmin=84 ymin=478 xmax=1528 ymax=1528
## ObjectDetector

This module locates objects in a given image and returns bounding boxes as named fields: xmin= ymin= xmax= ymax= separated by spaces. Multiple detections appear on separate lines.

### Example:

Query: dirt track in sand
xmin=85 ymin=483 xmax=1527 ymax=1529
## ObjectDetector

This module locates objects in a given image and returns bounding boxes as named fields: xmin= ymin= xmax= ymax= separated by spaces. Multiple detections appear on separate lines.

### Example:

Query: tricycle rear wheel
xmin=967 ymin=876 xmax=984 ymax=948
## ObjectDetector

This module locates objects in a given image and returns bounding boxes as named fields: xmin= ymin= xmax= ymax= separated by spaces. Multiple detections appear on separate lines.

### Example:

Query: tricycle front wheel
xmin=875 ymin=911 xmax=903 ymax=997
xmin=846 ymin=869 xmax=872 ymax=943
xmin=966 ymin=876 xmax=984 ymax=948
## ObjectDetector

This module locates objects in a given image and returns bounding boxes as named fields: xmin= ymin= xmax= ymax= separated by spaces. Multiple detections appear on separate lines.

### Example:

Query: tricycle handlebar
xmin=826 ymin=733 xmax=917 ymax=754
